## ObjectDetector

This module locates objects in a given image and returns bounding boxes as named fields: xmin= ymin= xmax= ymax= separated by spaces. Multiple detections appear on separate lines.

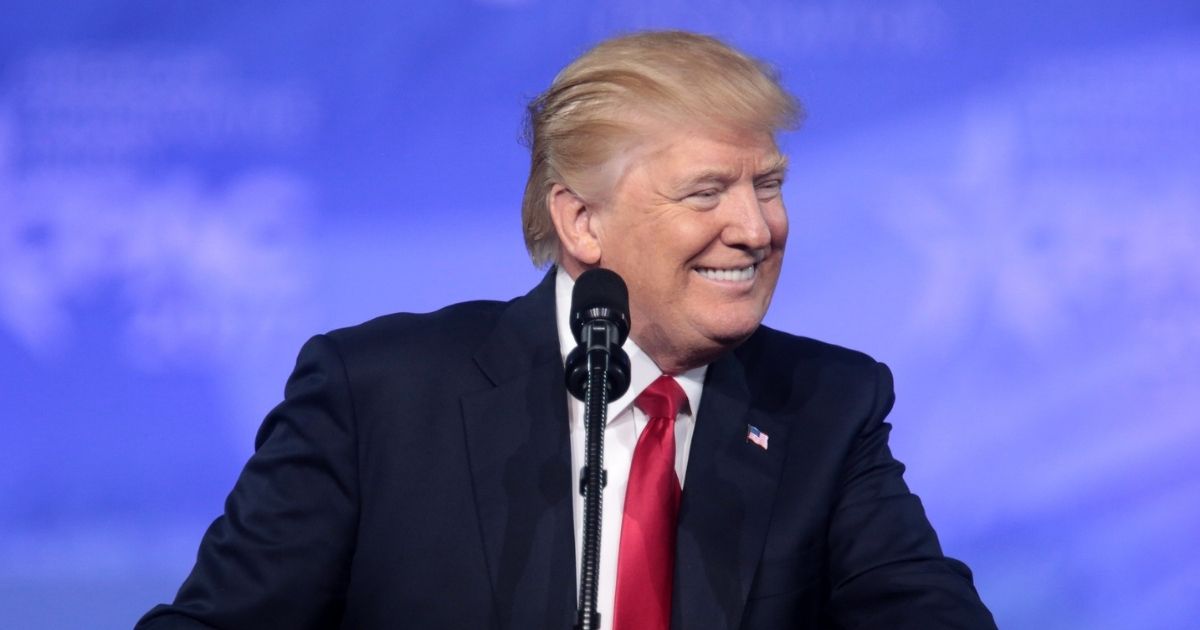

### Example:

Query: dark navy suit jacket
xmin=138 ymin=271 xmax=995 ymax=629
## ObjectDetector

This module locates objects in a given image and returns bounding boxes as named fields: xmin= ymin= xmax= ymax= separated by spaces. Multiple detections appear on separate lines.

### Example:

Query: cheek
xmin=767 ymin=204 xmax=789 ymax=249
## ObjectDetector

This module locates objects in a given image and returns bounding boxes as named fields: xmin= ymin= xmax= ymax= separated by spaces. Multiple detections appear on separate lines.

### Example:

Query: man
xmin=139 ymin=31 xmax=995 ymax=629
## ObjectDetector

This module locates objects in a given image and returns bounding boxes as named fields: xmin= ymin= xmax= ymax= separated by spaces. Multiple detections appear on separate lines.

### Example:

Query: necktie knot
xmin=635 ymin=375 xmax=687 ymax=421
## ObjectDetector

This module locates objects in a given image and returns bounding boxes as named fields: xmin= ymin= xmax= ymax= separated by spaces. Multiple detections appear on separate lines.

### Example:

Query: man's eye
xmin=689 ymin=189 xmax=720 ymax=200
xmin=756 ymin=180 xmax=783 ymax=199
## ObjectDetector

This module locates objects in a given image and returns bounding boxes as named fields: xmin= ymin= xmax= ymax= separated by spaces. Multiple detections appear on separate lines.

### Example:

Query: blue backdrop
xmin=2 ymin=1 xmax=1198 ymax=628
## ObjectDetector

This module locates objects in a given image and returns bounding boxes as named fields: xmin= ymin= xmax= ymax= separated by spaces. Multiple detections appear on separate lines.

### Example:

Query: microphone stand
xmin=574 ymin=321 xmax=614 ymax=630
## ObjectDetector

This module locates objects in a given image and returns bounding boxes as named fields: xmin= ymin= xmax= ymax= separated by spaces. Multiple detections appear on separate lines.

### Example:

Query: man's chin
xmin=698 ymin=320 xmax=763 ymax=356
xmin=710 ymin=327 xmax=758 ymax=350
xmin=708 ymin=310 xmax=766 ymax=340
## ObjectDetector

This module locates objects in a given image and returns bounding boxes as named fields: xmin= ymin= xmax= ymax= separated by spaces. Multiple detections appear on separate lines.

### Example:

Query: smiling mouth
xmin=695 ymin=264 xmax=756 ymax=282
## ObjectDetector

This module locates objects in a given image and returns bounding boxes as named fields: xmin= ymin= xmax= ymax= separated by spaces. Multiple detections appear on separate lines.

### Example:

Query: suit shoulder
xmin=739 ymin=326 xmax=894 ymax=426
xmin=321 ymin=299 xmax=510 ymax=367
xmin=743 ymin=326 xmax=883 ymax=372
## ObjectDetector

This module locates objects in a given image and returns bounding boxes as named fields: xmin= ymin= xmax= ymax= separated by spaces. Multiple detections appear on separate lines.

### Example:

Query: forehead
xmin=632 ymin=125 xmax=784 ymax=179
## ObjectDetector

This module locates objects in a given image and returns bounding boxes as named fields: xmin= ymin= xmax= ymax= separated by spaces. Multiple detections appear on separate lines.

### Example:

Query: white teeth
xmin=696 ymin=265 xmax=756 ymax=282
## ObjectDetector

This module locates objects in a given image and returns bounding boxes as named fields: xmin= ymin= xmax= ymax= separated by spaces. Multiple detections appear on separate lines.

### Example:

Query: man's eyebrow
xmin=672 ymin=155 xmax=790 ymax=190
xmin=673 ymin=167 xmax=740 ymax=189
xmin=755 ymin=154 xmax=789 ymax=179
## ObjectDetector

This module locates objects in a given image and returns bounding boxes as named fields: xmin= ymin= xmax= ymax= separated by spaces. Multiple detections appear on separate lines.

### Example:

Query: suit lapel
xmin=461 ymin=272 xmax=577 ymax=630
xmin=673 ymin=343 xmax=791 ymax=630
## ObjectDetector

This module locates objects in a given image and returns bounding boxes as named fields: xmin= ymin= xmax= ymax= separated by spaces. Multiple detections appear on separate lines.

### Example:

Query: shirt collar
xmin=555 ymin=267 xmax=706 ymax=417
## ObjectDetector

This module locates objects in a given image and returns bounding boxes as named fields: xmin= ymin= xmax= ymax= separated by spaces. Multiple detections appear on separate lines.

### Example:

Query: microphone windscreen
xmin=570 ymin=268 xmax=629 ymax=344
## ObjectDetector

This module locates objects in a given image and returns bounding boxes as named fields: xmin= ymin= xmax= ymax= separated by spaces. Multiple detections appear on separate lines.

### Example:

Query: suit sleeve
xmin=825 ymin=362 xmax=996 ymax=629
xmin=137 ymin=334 xmax=360 ymax=629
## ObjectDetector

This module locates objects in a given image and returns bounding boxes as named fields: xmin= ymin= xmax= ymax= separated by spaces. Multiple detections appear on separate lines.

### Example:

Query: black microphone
xmin=565 ymin=267 xmax=632 ymax=630
xmin=565 ymin=268 xmax=632 ymax=401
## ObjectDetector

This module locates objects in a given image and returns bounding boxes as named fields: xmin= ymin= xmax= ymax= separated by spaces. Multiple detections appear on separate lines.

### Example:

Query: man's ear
xmin=547 ymin=183 xmax=602 ymax=266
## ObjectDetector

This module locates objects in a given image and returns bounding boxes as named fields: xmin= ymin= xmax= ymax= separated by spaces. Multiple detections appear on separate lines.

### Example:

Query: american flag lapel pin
xmin=746 ymin=424 xmax=769 ymax=451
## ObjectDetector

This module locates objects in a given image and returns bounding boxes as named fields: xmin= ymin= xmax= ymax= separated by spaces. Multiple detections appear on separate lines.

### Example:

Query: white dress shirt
xmin=555 ymin=268 xmax=706 ymax=630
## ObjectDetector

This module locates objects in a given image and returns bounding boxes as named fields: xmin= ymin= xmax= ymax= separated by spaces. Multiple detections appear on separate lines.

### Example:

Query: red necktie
xmin=613 ymin=375 xmax=686 ymax=630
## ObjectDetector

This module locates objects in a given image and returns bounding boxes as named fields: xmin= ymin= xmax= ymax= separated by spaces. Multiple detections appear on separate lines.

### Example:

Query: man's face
xmin=589 ymin=126 xmax=789 ymax=372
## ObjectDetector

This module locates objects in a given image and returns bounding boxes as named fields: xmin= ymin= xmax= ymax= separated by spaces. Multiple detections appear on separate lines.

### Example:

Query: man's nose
xmin=721 ymin=185 xmax=773 ymax=250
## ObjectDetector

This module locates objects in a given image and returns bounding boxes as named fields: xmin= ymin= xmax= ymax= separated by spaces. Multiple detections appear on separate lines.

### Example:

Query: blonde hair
xmin=521 ymin=30 xmax=803 ymax=268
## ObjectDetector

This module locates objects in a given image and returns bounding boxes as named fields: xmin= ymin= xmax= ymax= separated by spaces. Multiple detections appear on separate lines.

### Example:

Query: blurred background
xmin=1 ymin=1 xmax=1198 ymax=628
